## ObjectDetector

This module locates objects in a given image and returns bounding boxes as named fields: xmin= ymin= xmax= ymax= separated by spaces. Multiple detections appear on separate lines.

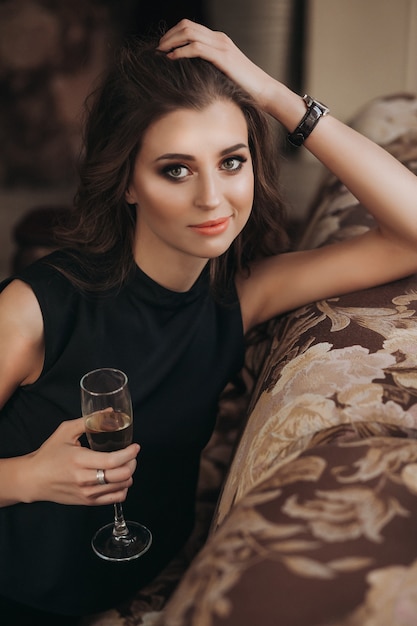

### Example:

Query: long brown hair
xmin=54 ymin=34 xmax=289 ymax=294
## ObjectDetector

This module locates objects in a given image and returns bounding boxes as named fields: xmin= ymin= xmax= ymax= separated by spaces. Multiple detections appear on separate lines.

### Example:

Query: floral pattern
xmin=162 ymin=426 xmax=417 ymax=626
xmin=214 ymin=290 xmax=417 ymax=527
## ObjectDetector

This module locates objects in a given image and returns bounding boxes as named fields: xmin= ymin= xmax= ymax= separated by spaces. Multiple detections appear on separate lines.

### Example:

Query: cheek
xmin=136 ymin=184 xmax=186 ymax=220
xmin=234 ymin=172 xmax=254 ymax=213
xmin=233 ymin=182 xmax=254 ymax=236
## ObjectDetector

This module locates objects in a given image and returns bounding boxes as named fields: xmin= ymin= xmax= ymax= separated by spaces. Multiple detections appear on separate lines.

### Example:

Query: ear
xmin=125 ymin=187 xmax=136 ymax=205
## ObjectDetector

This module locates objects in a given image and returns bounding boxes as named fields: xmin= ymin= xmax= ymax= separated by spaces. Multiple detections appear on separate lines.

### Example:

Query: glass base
xmin=91 ymin=521 xmax=152 ymax=562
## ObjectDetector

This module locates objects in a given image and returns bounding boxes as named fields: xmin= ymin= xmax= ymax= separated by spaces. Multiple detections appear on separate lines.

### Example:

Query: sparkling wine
xmin=85 ymin=410 xmax=133 ymax=452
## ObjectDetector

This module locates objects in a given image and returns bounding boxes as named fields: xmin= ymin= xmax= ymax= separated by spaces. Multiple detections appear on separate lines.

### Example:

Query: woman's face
xmin=126 ymin=99 xmax=254 ymax=286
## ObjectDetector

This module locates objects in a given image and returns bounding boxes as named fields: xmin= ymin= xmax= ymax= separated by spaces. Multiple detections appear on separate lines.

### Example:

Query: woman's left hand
xmin=157 ymin=19 xmax=275 ymax=110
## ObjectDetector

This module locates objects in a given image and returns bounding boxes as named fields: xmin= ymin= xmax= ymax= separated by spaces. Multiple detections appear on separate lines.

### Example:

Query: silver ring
xmin=96 ymin=469 xmax=107 ymax=485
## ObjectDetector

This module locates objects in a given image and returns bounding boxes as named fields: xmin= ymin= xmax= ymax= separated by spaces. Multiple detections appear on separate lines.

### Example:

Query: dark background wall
xmin=0 ymin=0 xmax=210 ymax=188
xmin=0 ymin=0 xmax=303 ymax=188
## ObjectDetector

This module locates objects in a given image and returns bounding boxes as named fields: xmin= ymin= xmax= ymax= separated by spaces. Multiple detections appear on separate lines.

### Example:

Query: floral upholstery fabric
xmin=162 ymin=423 xmax=417 ymax=626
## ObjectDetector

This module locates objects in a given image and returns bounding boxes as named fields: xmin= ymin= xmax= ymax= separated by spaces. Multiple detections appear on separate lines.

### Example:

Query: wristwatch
xmin=287 ymin=94 xmax=330 ymax=147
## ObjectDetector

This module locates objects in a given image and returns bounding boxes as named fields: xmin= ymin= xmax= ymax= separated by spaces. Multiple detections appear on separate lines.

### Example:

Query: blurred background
xmin=0 ymin=0 xmax=416 ymax=279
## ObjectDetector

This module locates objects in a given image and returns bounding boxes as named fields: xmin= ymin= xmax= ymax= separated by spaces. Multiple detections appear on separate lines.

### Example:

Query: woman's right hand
xmin=18 ymin=417 xmax=140 ymax=507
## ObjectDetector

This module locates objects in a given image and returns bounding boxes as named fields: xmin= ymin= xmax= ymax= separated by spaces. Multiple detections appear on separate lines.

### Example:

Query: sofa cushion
xmin=162 ymin=422 xmax=417 ymax=626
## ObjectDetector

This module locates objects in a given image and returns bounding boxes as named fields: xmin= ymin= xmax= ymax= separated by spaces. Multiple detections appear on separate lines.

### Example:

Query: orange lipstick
xmin=189 ymin=217 xmax=230 ymax=236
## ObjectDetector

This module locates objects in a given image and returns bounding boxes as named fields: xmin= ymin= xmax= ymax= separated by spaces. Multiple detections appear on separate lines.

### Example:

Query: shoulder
xmin=0 ymin=279 xmax=44 ymax=402
xmin=17 ymin=249 xmax=80 ymax=285
xmin=11 ymin=250 xmax=83 ymax=312
xmin=0 ymin=250 xmax=82 ymax=396
xmin=0 ymin=277 xmax=43 ymax=335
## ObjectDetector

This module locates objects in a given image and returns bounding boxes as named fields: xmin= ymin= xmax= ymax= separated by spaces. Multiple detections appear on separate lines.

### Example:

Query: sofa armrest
xmin=163 ymin=421 xmax=417 ymax=626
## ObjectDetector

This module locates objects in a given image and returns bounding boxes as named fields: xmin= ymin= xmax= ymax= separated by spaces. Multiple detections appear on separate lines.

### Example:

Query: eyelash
xmin=161 ymin=155 xmax=247 ymax=181
xmin=222 ymin=155 xmax=247 ymax=172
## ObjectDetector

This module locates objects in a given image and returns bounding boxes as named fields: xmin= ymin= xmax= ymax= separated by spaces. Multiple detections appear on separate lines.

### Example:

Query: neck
xmin=134 ymin=249 xmax=208 ymax=293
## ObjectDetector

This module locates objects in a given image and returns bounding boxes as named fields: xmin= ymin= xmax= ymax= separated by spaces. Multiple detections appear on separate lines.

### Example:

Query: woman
xmin=0 ymin=19 xmax=417 ymax=624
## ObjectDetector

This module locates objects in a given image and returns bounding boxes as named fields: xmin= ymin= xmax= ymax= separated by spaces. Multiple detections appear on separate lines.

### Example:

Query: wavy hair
xmin=54 ymin=33 xmax=289 ymax=295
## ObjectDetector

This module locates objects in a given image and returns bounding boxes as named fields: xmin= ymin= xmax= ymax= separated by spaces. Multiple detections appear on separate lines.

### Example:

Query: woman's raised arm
xmin=159 ymin=20 xmax=417 ymax=330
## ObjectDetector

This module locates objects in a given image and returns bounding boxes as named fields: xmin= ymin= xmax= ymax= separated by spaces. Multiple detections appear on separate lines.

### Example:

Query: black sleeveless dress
xmin=0 ymin=252 xmax=244 ymax=616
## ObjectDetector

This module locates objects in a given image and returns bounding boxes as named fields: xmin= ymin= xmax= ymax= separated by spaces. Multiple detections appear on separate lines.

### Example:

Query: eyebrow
xmin=154 ymin=143 xmax=248 ymax=162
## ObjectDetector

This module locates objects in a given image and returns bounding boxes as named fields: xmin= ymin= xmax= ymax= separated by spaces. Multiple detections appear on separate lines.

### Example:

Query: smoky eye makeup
xmin=221 ymin=155 xmax=248 ymax=172
xmin=157 ymin=148 xmax=249 ymax=181
xmin=160 ymin=163 xmax=190 ymax=180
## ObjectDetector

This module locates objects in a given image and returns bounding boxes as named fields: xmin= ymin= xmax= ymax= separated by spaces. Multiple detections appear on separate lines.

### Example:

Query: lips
xmin=189 ymin=217 xmax=230 ymax=236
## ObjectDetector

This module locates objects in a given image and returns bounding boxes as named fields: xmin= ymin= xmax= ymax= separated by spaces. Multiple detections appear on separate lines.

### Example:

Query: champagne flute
xmin=80 ymin=367 xmax=152 ymax=561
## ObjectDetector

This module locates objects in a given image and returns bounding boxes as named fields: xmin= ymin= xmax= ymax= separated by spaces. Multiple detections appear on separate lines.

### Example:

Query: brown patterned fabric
xmin=162 ymin=423 xmax=417 ymax=626
xmin=83 ymin=93 xmax=417 ymax=625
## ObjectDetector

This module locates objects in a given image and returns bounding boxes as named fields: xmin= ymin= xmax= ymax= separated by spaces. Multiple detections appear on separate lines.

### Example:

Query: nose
xmin=194 ymin=172 xmax=221 ymax=210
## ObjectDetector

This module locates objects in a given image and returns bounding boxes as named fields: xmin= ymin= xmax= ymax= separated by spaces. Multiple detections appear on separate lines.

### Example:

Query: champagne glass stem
xmin=113 ymin=503 xmax=130 ymax=538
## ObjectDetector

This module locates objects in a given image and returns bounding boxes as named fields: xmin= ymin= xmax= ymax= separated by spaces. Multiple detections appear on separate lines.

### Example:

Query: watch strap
xmin=287 ymin=94 xmax=329 ymax=147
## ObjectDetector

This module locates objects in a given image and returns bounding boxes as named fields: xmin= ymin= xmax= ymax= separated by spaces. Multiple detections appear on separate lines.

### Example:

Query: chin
xmin=201 ymin=232 xmax=240 ymax=257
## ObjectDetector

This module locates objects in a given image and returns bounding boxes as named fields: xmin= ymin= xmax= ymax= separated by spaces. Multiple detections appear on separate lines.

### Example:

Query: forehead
xmin=139 ymin=100 xmax=249 ymax=158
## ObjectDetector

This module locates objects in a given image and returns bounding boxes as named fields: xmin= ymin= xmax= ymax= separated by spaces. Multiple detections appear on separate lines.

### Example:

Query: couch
xmin=82 ymin=92 xmax=417 ymax=626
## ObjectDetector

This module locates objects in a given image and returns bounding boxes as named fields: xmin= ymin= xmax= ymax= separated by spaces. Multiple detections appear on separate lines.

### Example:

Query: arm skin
xmin=158 ymin=20 xmax=417 ymax=332
xmin=0 ymin=280 xmax=139 ymax=508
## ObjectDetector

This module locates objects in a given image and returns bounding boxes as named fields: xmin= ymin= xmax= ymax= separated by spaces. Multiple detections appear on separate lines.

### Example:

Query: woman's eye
xmin=221 ymin=157 xmax=245 ymax=172
xmin=163 ymin=165 xmax=189 ymax=180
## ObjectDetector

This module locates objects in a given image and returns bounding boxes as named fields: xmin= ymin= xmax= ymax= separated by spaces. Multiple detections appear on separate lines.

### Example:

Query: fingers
xmin=88 ymin=458 xmax=137 ymax=487
xmin=85 ymin=474 xmax=133 ymax=503
xmin=29 ymin=420 xmax=141 ymax=506
xmin=78 ymin=444 xmax=139 ymax=490
xmin=55 ymin=421 xmax=140 ymax=467
xmin=156 ymin=18 xmax=270 ymax=108
xmin=158 ymin=19 xmax=229 ymax=61
xmin=80 ymin=445 xmax=139 ymax=504
xmin=85 ymin=443 xmax=140 ymax=470
xmin=54 ymin=417 xmax=86 ymax=442
xmin=82 ymin=479 xmax=132 ymax=506
xmin=77 ymin=455 xmax=138 ymax=506
xmin=158 ymin=19 xmax=210 ymax=50
xmin=84 ymin=453 xmax=136 ymax=506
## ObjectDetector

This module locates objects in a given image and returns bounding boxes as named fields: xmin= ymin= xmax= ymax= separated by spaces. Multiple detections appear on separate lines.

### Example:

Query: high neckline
xmin=131 ymin=264 xmax=210 ymax=308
